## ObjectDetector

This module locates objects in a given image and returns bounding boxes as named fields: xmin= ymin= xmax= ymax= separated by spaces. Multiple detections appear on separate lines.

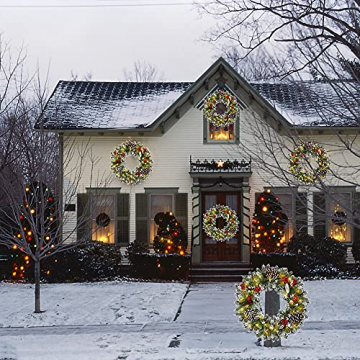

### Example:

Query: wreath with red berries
xmin=111 ymin=140 xmax=152 ymax=185
xmin=289 ymin=142 xmax=329 ymax=184
xmin=203 ymin=204 xmax=239 ymax=242
xmin=204 ymin=88 xmax=238 ymax=128
xmin=235 ymin=265 xmax=308 ymax=341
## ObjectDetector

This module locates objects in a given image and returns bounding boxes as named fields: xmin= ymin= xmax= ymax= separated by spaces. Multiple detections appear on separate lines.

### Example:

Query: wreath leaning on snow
xmin=235 ymin=265 xmax=309 ymax=341
xmin=203 ymin=204 xmax=239 ymax=242
xmin=111 ymin=140 xmax=152 ymax=185
xmin=204 ymin=88 xmax=238 ymax=128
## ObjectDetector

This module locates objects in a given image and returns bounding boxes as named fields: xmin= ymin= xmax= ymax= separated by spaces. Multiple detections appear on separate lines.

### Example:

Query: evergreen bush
xmin=287 ymin=234 xmax=347 ymax=277
xmin=352 ymin=237 xmax=360 ymax=262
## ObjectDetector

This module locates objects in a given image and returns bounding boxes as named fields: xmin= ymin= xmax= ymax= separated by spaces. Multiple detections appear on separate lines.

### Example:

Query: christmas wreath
xmin=204 ymin=88 xmax=238 ymax=129
xmin=235 ymin=265 xmax=308 ymax=341
xmin=289 ymin=142 xmax=329 ymax=184
xmin=111 ymin=140 xmax=152 ymax=185
xmin=203 ymin=204 xmax=239 ymax=242
xmin=96 ymin=213 xmax=110 ymax=228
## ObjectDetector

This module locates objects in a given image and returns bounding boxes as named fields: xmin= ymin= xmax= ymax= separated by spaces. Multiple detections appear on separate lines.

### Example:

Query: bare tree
xmin=122 ymin=60 xmax=164 ymax=82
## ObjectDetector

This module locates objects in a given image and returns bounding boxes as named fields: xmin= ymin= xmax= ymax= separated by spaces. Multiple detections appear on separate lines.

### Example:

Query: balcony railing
xmin=189 ymin=156 xmax=251 ymax=174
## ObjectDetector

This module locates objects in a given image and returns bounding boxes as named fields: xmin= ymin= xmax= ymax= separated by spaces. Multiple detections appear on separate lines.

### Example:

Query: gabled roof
xmin=37 ymin=58 xmax=359 ymax=130
xmin=37 ymin=81 xmax=192 ymax=130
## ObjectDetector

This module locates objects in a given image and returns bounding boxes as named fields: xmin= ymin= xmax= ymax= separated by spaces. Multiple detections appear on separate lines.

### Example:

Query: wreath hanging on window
xmin=235 ymin=265 xmax=309 ymax=341
xmin=332 ymin=210 xmax=347 ymax=226
xmin=203 ymin=204 xmax=239 ymax=242
xmin=111 ymin=140 xmax=152 ymax=185
xmin=204 ymin=88 xmax=238 ymax=129
xmin=289 ymin=142 xmax=329 ymax=184
xmin=96 ymin=213 xmax=110 ymax=228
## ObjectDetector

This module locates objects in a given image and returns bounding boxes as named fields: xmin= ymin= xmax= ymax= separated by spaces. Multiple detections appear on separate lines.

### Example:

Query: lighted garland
xmin=235 ymin=265 xmax=309 ymax=341
xmin=203 ymin=204 xmax=239 ymax=242
xmin=111 ymin=140 xmax=152 ymax=185
xmin=289 ymin=142 xmax=329 ymax=184
xmin=204 ymin=88 xmax=238 ymax=128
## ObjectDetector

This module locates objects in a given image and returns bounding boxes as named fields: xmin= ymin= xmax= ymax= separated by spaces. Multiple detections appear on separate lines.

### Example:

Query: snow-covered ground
xmin=1 ymin=280 xmax=360 ymax=359
xmin=0 ymin=281 xmax=188 ymax=327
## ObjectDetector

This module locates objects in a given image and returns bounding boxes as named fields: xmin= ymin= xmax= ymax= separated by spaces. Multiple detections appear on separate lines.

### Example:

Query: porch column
xmin=307 ymin=189 xmax=314 ymax=236
xmin=191 ymin=181 xmax=201 ymax=264
xmin=241 ymin=182 xmax=251 ymax=262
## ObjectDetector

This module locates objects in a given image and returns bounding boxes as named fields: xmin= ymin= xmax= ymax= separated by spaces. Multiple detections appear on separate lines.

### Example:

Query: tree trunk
xmin=34 ymin=260 xmax=41 ymax=313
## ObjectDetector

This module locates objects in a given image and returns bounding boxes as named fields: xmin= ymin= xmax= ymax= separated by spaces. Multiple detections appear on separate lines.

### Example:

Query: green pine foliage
xmin=252 ymin=190 xmax=288 ymax=253
xmin=153 ymin=212 xmax=187 ymax=255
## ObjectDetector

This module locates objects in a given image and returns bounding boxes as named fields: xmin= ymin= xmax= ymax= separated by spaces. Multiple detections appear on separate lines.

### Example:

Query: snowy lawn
xmin=0 ymin=281 xmax=188 ymax=327
xmin=177 ymin=279 xmax=360 ymax=323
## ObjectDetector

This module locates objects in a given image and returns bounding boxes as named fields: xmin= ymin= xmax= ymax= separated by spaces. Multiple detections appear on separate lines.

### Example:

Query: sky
xmin=0 ymin=0 xmax=219 ymax=91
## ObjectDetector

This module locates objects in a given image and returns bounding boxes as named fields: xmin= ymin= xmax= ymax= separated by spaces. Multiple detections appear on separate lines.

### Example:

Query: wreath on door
xmin=203 ymin=204 xmax=239 ymax=242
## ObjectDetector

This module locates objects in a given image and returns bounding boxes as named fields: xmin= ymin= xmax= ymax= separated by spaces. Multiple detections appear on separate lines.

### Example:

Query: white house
xmin=38 ymin=58 xmax=359 ymax=271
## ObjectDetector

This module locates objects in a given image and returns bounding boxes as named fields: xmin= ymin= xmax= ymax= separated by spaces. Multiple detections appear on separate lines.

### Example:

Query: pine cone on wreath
xmin=264 ymin=266 xmax=278 ymax=280
xmin=288 ymin=313 xmax=305 ymax=325
xmin=244 ymin=309 xmax=259 ymax=322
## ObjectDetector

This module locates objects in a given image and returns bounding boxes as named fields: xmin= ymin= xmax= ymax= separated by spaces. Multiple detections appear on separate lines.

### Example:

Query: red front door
xmin=201 ymin=192 xmax=241 ymax=261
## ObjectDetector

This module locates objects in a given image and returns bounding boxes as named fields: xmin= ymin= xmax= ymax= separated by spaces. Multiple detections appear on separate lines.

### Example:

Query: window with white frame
xmin=276 ymin=193 xmax=294 ymax=243
xmin=149 ymin=194 xmax=174 ymax=243
xmin=208 ymin=122 xmax=235 ymax=141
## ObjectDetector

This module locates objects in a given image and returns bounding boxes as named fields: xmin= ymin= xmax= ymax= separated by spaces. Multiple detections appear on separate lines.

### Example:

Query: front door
xmin=201 ymin=192 xmax=241 ymax=261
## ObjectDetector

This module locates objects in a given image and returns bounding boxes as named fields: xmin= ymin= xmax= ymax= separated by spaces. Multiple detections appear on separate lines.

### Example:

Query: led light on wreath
xmin=289 ymin=142 xmax=329 ymax=184
xmin=235 ymin=265 xmax=309 ymax=341
xmin=203 ymin=204 xmax=239 ymax=242
xmin=204 ymin=88 xmax=238 ymax=128
xmin=111 ymin=140 xmax=153 ymax=185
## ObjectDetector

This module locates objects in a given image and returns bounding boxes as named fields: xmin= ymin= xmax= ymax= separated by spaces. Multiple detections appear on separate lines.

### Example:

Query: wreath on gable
xmin=235 ymin=265 xmax=309 ymax=341
xmin=289 ymin=142 xmax=329 ymax=184
xmin=111 ymin=140 xmax=152 ymax=185
xmin=204 ymin=88 xmax=238 ymax=129
xmin=203 ymin=204 xmax=239 ymax=242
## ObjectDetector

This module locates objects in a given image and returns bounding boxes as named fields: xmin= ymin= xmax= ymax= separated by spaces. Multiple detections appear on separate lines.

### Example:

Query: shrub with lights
xmin=11 ymin=182 xmax=56 ymax=279
xmin=153 ymin=212 xmax=187 ymax=255
xmin=235 ymin=265 xmax=309 ymax=341
xmin=252 ymin=190 xmax=288 ymax=253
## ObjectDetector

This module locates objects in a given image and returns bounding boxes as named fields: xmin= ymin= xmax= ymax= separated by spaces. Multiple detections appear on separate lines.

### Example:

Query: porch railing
xmin=189 ymin=156 xmax=251 ymax=174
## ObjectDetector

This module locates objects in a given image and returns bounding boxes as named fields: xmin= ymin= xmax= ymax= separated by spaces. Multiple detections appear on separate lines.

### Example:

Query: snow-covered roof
xmin=252 ymin=80 xmax=359 ymax=127
xmin=39 ymin=81 xmax=192 ymax=130
xmin=38 ymin=78 xmax=359 ymax=130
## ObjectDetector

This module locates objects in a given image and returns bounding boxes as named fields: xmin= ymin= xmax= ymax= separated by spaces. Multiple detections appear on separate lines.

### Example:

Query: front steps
xmin=189 ymin=262 xmax=252 ymax=282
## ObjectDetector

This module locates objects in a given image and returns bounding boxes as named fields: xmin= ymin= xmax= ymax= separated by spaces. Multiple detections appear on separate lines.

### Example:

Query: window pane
xmin=328 ymin=193 xmax=351 ymax=242
xmin=91 ymin=195 xmax=115 ymax=243
xmin=226 ymin=195 xmax=238 ymax=244
xmin=208 ymin=123 xmax=234 ymax=141
xmin=277 ymin=193 xmax=293 ymax=242
xmin=150 ymin=194 xmax=173 ymax=243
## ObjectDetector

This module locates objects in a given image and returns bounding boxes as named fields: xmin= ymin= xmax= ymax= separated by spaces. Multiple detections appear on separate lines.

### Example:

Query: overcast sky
xmin=0 ymin=0 xmax=219 ymax=90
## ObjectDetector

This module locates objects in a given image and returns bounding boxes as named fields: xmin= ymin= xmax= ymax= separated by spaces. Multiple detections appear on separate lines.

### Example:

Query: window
xmin=149 ymin=194 xmax=174 ymax=243
xmin=277 ymin=193 xmax=294 ymax=243
xmin=208 ymin=123 xmax=235 ymax=141
xmin=328 ymin=193 xmax=351 ymax=242
xmin=91 ymin=195 xmax=116 ymax=243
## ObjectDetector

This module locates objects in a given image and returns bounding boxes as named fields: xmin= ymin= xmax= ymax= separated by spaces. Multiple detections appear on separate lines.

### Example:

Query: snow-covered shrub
xmin=352 ymin=237 xmax=360 ymax=262
xmin=287 ymin=234 xmax=347 ymax=278
xmin=125 ymin=239 xmax=149 ymax=266
xmin=132 ymin=253 xmax=190 ymax=280
xmin=43 ymin=240 xmax=122 ymax=282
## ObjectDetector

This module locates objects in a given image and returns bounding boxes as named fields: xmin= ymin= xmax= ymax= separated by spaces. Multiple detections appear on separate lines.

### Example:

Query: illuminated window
xmin=91 ymin=195 xmax=115 ymax=244
xmin=149 ymin=194 xmax=174 ymax=243
xmin=208 ymin=123 xmax=235 ymax=141
xmin=277 ymin=193 xmax=294 ymax=243
xmin=328 ymin=193 xmax=351 ymax=242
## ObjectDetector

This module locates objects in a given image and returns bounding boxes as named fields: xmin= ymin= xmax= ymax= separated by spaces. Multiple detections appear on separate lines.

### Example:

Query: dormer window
xmin=202 ymin=87 xmax=241 ymax=144
xmin=208 ymin=123 xmax=235 ymax=141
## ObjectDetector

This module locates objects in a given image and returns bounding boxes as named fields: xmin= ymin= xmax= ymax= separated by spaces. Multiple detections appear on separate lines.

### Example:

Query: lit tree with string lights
xmin=253 ymin=189 xmax=288 ymax=253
